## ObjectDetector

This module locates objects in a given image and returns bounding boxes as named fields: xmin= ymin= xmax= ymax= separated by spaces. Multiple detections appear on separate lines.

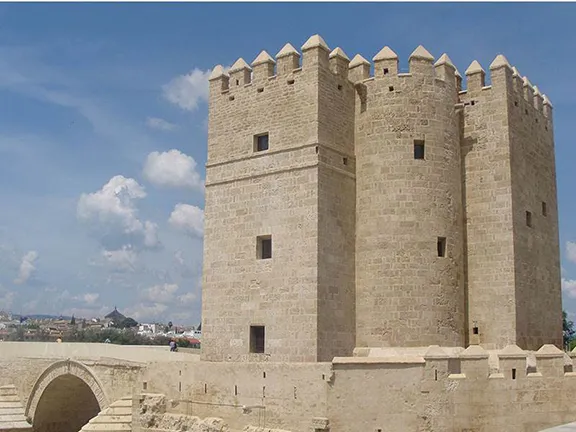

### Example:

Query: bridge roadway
xmin=0 ymin=342 xmax=197 ymax=432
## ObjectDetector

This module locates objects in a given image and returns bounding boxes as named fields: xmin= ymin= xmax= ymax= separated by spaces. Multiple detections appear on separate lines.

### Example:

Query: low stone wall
xmin=140 ymin=344 xmax=576 ymax=432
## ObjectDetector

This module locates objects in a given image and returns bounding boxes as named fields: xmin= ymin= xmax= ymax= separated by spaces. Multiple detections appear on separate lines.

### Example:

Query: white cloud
xmin=141 ymin=283 xmax=179 ymax=304
xmin=61 ymin=306 xmax=110 ymax=320
xmin=125 ymin=302 xmax=168 ymax=321
xmin=77 ymin=175 xmax=160 ymax=251
xmin=562 ymin=278 xmax=576 ymax=298
xmin=162 ymin=68 xmax=211 ymax=111
xmin=102 ymin=246 xmax=137 ymax=272
xmin=178 ymin=291 xmax=196 ymax=305
xmin=172 ymin=250 xmax=198 ymax=279
xmin=143 ymin=149 xmax=203 ymax=191
xmin=14 ymin=251 xmax=38 ymax=285
xmin=169 ymin=204 xmax=204 ymax=238
xmin=71 ymin=292 xmax=100 ymax=306
xmin=83 ymin=293 xmax=100 ymax=305
xmin=145 ymin=117 xmax=177 ymax=131
xmin=567 ymin=241 xmax=576 ymax=264
xmin=174 ymin=250 xmax=185 ymax=266
xmin=0 ymin=285 xmax=15 ymax=311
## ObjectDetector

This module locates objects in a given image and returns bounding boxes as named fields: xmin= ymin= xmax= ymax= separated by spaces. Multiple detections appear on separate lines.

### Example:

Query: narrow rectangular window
xmin=414 ymin=140 xmax=425 ymax=159
xmin=526 ymin=211 xmax=532 ymax=227
xmin=542 ymin=201 xmax=547 ymax=216
xmin=437 ymin=237 xmax=446 ymax=257
xmin=257 ymin=236 xmax=272 ymax=259
xmin=250 ymin=326 xmax=265 ymax=353
xmin=254 ymin=133 xmax=269 ymax=152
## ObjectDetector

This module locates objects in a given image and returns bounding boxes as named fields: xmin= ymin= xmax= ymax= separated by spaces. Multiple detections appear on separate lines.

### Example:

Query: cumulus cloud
xmin=145 ymin=117 xmax=177 ymax=131
xmin=143 ymin=149 xmax=203 ymax=191
xmin=83 ymin=293 xmax=100 ymax=305
xmin=62 ymin=306 xmax=110 ymax=320
xmin=0 ymin=285 xmax=15 ymax=311
xmin=562 ymin=278 xmax=576 ymax=298
xmin=178 ymin=291 xmax=196 ymax=305
xmin=125 ymin=302 xmax=168 ymax=322
xmin=141 ymin=283 xmax=179 ymax=304
xmin=71 ymin=293 xmax=100 ymax=305
xmin=14 ymin=251 xmax=38 ymax=285
xmin=169 ymin=204 xmax=204 ymax=237
xmin=162 ymin=68 xmax=211 ymax=111
xmin=77 ymin=175 xmax=160 ymax=251
xmin=102 ymin=246 xmax=138 ymax=272
xmin=173 ymin=250 xmax=197 ymax=279
xmin=567 ymin=241 xmax=576 ymax=264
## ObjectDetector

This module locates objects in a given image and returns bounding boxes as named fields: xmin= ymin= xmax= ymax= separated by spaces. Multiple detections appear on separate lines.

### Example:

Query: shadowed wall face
xmin=33 ymin=374 xmax=100 ymax=432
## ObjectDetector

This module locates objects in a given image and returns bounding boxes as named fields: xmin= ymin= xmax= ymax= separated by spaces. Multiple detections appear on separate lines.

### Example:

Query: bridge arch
xmin=25 ymin=360 xmax=109 ymax=432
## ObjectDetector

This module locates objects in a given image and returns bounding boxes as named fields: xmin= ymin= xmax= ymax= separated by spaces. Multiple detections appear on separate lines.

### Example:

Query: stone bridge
xmin=0 ymin=342 xmax=198 ymax=432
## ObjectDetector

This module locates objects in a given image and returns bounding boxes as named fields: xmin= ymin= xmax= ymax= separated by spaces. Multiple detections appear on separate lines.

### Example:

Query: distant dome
xmin=104 ymin=307 xmax=126 ymax=322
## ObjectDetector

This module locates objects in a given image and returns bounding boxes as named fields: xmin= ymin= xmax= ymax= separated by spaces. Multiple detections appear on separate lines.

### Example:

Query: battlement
xmin=459 ymin=55 xmax=553 ymax=119
xmin=208 ymin=34 xmax=353 ymax=96
xmin=208 ymin=34 xmax=553 ymax=121
xmin=344 ymin=344 xmax=573 ymax=381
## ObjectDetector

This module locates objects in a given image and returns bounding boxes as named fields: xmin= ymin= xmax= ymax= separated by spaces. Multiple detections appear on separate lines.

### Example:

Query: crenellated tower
xmin=460 ymin=55 xmax=562 ymax=350
xmin=353 ymin=45 xmax=465 ymax=348
xmin=202 ymin=35 xmax=356 ymax=362
xmin=202 ymin=34 xmax=562 ymax=362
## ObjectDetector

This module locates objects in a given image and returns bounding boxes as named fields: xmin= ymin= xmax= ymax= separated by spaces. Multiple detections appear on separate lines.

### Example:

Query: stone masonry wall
xmin=140 ymin=345 xmax=576 ymax=432
xmin=506 ymin=68 xmax=563 ymax=349
xmin=203 ymin=37 xmax=359 ymax=362
xmin=461 ymin=58 xmax=562 ymax=350
xmin=316 ymin=47 xmax=357 ymax=361
xmin=461 ymin=63 xmax=518 ymax=349
xmin=140 ymin=360 xmax=331 ymax=432
xmin=202 ymin=46 xmax=322 ymax=362
xmin=203 ymin=34 xmax=563 ymax=356
xmin=354 ymin=48 xmax=465 ymax=348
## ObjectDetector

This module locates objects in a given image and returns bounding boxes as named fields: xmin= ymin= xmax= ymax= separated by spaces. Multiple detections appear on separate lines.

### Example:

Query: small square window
xmin=254 ymin=133 xmax=269 ymax=152
xmin=250 ymin=326 xmax=265 ymax=353
xmin=437 ymin=237 xmax=446 ymax=257
xmin=383 ymin=68 xmax=389 ymax=75
xmin=343 ymin=157 xmax=348 ymax=165
xmin=414 ymin=140 xmax=425 ymax=160
xmin=257 ymin=236 xmax=272 ymax=260
xmin=526 ymin=211 xmax=532 ymax=227
xmin=542 ymin=202 xmax=547 ymax=216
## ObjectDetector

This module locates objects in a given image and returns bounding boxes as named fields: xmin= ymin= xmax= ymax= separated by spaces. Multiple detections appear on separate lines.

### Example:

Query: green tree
xmin=70 ymin=315 xmax=76 ymax=326
xmin=119 ymin=317 xmax=138 ymax=329
xmin=563 ymin=310 xmax=575 ymax=350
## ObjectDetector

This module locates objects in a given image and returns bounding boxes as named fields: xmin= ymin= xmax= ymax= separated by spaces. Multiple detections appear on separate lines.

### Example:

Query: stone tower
xmin=201 ymin=35 xmax=356 ymax=362
xmin=461 ymin=56 xmax=562 ymax=350
xmin=353 ymin=46 xmax=465 ymax=348
xmin=201 ymin=34 xmax=562 ymax=363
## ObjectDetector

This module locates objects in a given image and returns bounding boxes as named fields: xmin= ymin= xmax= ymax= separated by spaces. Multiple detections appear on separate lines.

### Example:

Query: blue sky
xmin=0 ymin=2 xmax=575 ymax=326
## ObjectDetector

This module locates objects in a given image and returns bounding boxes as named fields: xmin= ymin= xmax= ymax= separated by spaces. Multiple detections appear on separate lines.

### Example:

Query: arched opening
xmin=32 ymin=374 xmax=100 ymax=432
